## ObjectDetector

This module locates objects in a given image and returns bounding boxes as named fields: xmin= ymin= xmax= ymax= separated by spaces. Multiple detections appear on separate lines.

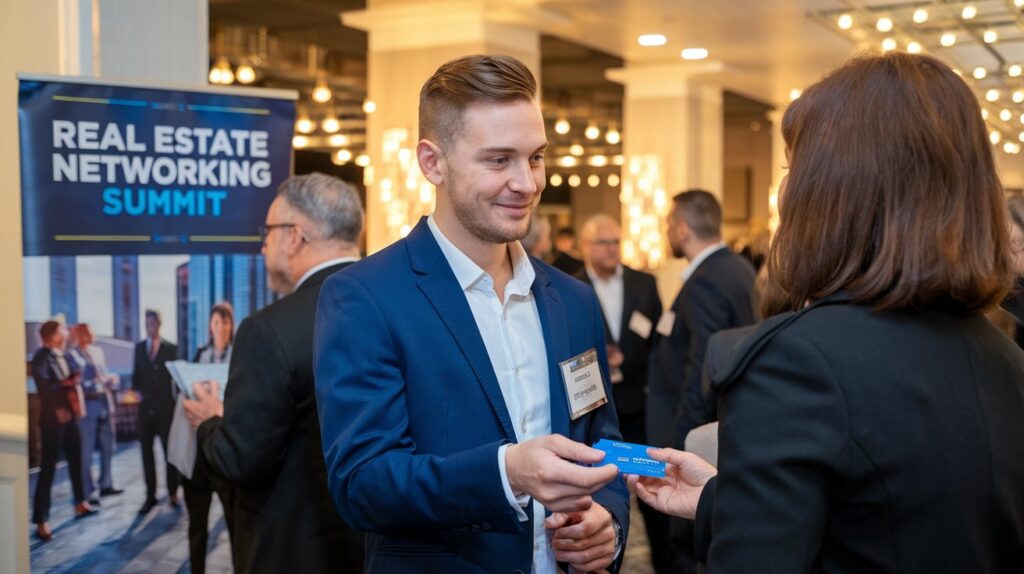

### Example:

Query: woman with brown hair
xmin=631 ymin=53 xmax=1024 ymax=572
xmin=1000 ymin=194 xmax=1024 ymax=348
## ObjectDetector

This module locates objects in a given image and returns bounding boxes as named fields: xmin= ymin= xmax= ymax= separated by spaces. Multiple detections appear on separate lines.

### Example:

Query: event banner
xmin=18 ymin=76 xmax=296 ymax=256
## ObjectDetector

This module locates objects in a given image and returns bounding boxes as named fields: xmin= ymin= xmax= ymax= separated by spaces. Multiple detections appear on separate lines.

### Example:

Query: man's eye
xmin=490 ymin=157 xmax=508 ymax=166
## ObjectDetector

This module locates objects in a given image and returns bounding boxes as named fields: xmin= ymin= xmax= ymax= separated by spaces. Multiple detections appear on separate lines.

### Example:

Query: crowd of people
xmin=30 ymin=50 xmax=1024 ymax=573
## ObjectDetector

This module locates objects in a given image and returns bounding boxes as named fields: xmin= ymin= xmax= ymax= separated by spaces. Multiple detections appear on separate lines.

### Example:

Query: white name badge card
xmin=656 ymin=310 xmax=676 ymax=337
xmin=628 ymin=311 xmax=653 ymax=340
xmin=560 ymin=348 xmax=609 ymax=420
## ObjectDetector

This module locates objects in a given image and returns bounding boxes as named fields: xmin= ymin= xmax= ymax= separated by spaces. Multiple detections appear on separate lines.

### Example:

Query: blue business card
xmin=593 ymin=438 xmax=666 ymax=478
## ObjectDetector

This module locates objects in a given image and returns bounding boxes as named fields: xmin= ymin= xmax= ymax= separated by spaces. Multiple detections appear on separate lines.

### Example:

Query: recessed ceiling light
xmin=681 ymin=48 xmax=709 ymax=60
xmin=638 ymin=34 xmax=667 ymax=47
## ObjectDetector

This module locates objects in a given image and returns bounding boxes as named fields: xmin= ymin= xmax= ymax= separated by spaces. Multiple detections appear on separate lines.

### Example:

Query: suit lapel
xmin=619 ymin=268 xmax=636 ymax=343
xmin=580 ymin=273 xmax=616 ymax=345
xmin=407 ymin=219 xmax=517 ymax=441
xmin=532 ymin=264 xmax=571 ymax=436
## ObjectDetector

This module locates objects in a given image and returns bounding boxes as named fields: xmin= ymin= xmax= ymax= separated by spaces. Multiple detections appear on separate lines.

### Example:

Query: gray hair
xmin=521 ymin=214 xmax=550 ymax=254
xmin=277 ymin=173 xmax=364 ymax=243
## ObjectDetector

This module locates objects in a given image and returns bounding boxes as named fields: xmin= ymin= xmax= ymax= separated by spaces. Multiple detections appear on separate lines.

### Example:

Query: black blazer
xmin=693 ymin=294 xmax=1024 ymax=573
xmin=197 ymin=262 xmax=363 ymax=573
xmin=31 ymin=347 xmax=77 ymax=428
xmin=131 ymin=338 xmax=178 ymax=418
xmin=578 ymin=265 xmax=662 ymax=416
xmin=647 ymin=248 xmax=756 ymax=447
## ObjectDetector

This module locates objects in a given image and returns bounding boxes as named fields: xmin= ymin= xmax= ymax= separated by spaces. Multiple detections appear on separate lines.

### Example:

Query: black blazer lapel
xmin=406 ymin=218 xmax=518 ymax=441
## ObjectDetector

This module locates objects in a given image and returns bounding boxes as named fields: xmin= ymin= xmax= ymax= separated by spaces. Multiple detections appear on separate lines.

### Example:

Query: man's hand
xmin=626 ymin=448 xmax=717 ymax=520
xmin=504 ymin=434 xmax=618 ymax=513
xmin=546 ymin=503 xmax=617 ymax=573
xmin=182 ymin=380 xmax=223 ymax=430
xmin=606 ymin=345 xmax=624 ymax=370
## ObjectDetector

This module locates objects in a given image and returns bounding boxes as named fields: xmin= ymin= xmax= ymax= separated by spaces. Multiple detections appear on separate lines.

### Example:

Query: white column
xmin=344 ymin=0 xmax=545 ymax=252
xmin=0 ymin=1 xmax=206 ymax=571
xmin=607 ymin=62 xmax=724 ymax=305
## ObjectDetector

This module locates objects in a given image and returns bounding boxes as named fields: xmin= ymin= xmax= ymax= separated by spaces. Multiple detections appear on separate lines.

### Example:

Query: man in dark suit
xmin=183 ymin=173 xmax=364 ymax=573
xmin=551 ymin=226 xmax=585 ymax=275
xmin=133 ymin=309 xmax=180 ymax=514
xmin=648 ymin=189 xmax=756 ymax=574
xmin=577 ymin=214 xmax=676 ymax=572
xmin=32 ymin=320 xmax=96 ymax=540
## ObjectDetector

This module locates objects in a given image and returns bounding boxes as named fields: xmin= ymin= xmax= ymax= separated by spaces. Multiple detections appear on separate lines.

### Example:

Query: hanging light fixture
xmin=555 ymin=116 xmax=571 ymax=135
xmin=321 ymin=114 xmax=341 ymax=134
xmin=584 ymin=122 xmax=600 ymax=140
xmin=362 ymin=100 xmax=377 ymax=114
xmin=605 ymin=121 xmax=621 ymax=145
xmin=236 ymin=63 xmax=256 ymax=84
xmin=296 ymin=114 xmax=316 ymax=134
xmin=311 ymin=76 xmax=333 ymax=103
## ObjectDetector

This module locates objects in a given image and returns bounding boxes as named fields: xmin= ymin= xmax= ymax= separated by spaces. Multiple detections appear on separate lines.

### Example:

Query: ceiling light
xmin=1001 ymin=109 xmax=1013 ymax=122
xmin=681 ymin=48 xmax=709 ymax=60
xmin=1017 ymin=0 xmax=1024 ymax=7
xmin=913 ymin=8 xmax=928 ymax=24
xmin=605 ymin=122 xmax=621 ymax=144
xmin=789 ymin=88 xmax=802 ymax=101
xmin=607 ymin=174 xmax=620 ymax=187
xmin=881 ymin=38 xmax=897 ymax=52
xmin=837 ymin=14 xmax=853 ymax=30
xmin=236 ymin=64 xmax=256 ymax=84
xmin=981 ymin=109 xmax=989 ymax=120
xmin=974 ymin=67 xmax=988 ymax=80
xmin=876 ymin=17 xmax=893 ymax=32
xmin=550 ymin=173 xmax=563 ymax=187
xmin=588 ymin=155 xmax=609 ymax=167
xmin=987 ymin=89 xmax=1000 ymax=102
xmin=328 ymin=134 xmax=349 ymax=147
xmin=558 ymin=156 xmax=578 ymax=168
xmin=321 ymin=116 xmax=340 ymax=133
xmin=1004 ymin=142 xmax=1016 ymax=154
xmin=210 ymin=57 xmax=234 ymax=85
xmin=612 ymin=155 xmax=625 ymax=166
xmin=362 ymin=100 xmax=377 ymax=114
xmin=567 ymin=174 xmax=582 ymax=188
xmin=296 ymin=115 xmax=315 ymax=134
xmin=940 ymin=32 xmax=956 ymax=47
xmin=292 ymin=135 xmax=309 ymax=148
xmin=355 ymin=154 xmax=371 ymax=167
xmin=333 ymin=149 xmax=353 ymax=165
xmin=587 ymin=174 xmax=601 ymax=188
xmin=208 ymin=66 xmax=223 ymax=85
xmin=311 ymin=77 xmax=332 ymax=103
xmin=1014 ymin=91 xmax=1024 ymax=103
xmin=984 ymin=30 xmax=998 ymax=44
xmin=990 ymin=130 xmax=1001 ymax=145
xmin=638 ymin=34 xmax=667 ymax=47
xmin=584 ymin=122 xmax=601 ymax=140
xmin=1010 ymin=64 xmax=1022 ymax=78
xmin=1019 ymin=131 xmax=1024 ymax=142
xmin=962 ymin=4 xmax=977 ymax=19
xmin=569 ymin=142 xmax=584 ymax=156
xmin=555 ymin=117 xmax=571 ymax=135
xmin=907 ymin=41 xmax=922 ymax=54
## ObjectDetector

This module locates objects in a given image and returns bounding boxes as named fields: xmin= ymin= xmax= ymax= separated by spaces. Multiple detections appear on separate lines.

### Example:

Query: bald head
xmin=579 ymin=214 xmax=622 ymax=278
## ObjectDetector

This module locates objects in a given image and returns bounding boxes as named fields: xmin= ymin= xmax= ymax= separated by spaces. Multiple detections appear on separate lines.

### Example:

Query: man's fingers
xmin=209 ymin=380 xmax=220 ymax=399
xmin=546 ymin=435 xmax=607 ymax=464
xmin=544 ymin=512 xmax=573 ymax=530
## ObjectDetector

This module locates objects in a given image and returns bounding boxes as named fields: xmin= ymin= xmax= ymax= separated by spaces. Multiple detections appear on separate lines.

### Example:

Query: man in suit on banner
xmin=183 ymin=173 xmax=365 ymax=573
xmin=314 ymin=54 xmax=629 ymax=574
xmin=133 ymin=309 xmax=180 ymax=514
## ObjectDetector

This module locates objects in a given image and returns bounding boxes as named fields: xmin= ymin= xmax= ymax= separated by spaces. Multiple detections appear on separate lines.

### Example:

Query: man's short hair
xmin=419 ymin=54 xmax=537 ymax=151
xmin=39 ymin=320 xmax=61 ymax=342
xmin=277 ymin=172 xmax=364 ymax=244
xmin=145 ymin=309 xmax=162 ymax=325
xmin=672 ymin=190 xmax=722 ymax=240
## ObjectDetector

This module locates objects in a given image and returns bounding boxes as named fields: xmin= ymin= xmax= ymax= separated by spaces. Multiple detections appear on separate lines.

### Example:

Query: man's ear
xmin=284 ymin=223 xmax=306 ymax=256
xmin=417 ymin=139 xmax=446 ymax=186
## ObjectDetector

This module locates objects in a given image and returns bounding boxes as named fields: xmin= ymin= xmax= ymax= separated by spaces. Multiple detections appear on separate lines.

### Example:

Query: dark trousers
xmin=33 ymin=421 xmax=85 ymax=523
xmin=183 ymin=467 xmax=234 ymax=574
xmin=139 ymin=406 xmax=179 ymax=501
xmin=79 ymin=397 xmax=115 ymax=494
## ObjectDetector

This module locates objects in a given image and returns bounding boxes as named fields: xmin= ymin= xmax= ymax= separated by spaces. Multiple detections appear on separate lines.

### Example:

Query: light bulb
xmin=569 ymin=143 xmax=584 ymax=156
xmin=990 ymin=130 xmax=1002 ymax=145
xmin=550 ymin=173 xmax=563 ymax=187
xmin=605 ymin=125 xmax=621 ymax=145
xmin=681 ymin=48 xmax=709 ymax=60
xmin=584 ymin=123 xmax=600 ymax=140
xmin=982 ymin=109 xmax=989 ymax=120
xmin=940 ymin=33 xmax=956 ymax=47
xmin=907 ymin=41 xmax=922 ymax=54
xmin=837 ymin=14 xmax=853 ymax=30
xmin=876 ymin=17 xmax=893 ymax=32
xmin=236 ymin=64 xmax=256 ymax=84
xmin=362 ymin=100 xmax=376 ymax=114
xmin=216 ymin=58 xmax=234 ymax=85
xmin=638 ymin=34 xmax=667 ymax=47
xmin=296 ymin=116 xmax=315 ymax=134
xmin=555 ymin=117 xmax=571 ymax=135
xmin=607 ymin=174 xmax=620 ymax=187
xmin=567 ymin=174 xmax=582 ymax=188
xmin=974 ymin=67 xmax=988 ymax=80
xmin=355 ymin=154 xmax=371 ymax=167
xmin=328 ymin=134 xmax=349 ymax=147
xmin=208 ymin=67 xmax=223 ymax=84
xmin=558 ymin=156 xmax=578 ymax=168
xmin=913 ymin=8 xmax=928 ymax=23
xmin=292 ymin=135 xmax=309 ymax=148
xmin=311 ymin=78 xmax=332 ymax=103
xmin=1018 ymin=131 xmax=1024 ymax=142
xmin=321 ymin=116 xmax=340 ymax=133
xmin=588 ymin=174 xmax=601 ymax=188
xmin=882 ymin=38 xmax=897 ymax=52
xmin=588 ymin=155 xmax=608 ymax=167
xmin=962 ymin=4 xmax=977 ymax=19
xmin=1014 ymin=91 xmax=1024 ymax=103
xmin=987 ymin=89 xmax=1000 ymax=102
xmin=1011 ymin=64 xmax=1022 ymax=78
xmin=1001 ymin=109 xmax=1013 ymax=122
xmin=984 ymin=30 xmax=998 ymax=44
xmin=333 ymin=149 xmax=353 ymax=164
xmin=789 ymin=88 xmax=802 ymax=101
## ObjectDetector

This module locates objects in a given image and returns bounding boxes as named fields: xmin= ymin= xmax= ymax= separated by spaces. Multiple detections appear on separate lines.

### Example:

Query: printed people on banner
xmin=133 ymin=309 xmax=180 ymax=514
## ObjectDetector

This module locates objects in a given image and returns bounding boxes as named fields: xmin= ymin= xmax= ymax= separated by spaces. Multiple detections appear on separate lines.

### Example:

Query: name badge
xmin=559 ymin=348 xmax=608 ymax=421
xmin=656 ymin=310 xmax=676 ymax=337
xmin=628 ymin=310 xmax=653 ymax=340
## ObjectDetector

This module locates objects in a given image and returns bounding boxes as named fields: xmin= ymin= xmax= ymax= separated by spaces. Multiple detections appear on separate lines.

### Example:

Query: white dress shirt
xmin=427 ymin=216 xmax=556 ymax=574
xmin=682 ymin=241 xmax=728 ymax=283
xmin=586 ymin=264 xmax=624 ymax=343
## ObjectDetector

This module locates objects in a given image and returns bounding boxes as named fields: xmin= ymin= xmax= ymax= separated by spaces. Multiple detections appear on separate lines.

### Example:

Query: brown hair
xmin=39 ymin=320 xmax=61 ymax=343
xmin=209 ymin=301 xmax=235 ymax=345
xmin=1008 ymin=194 xmax=1024 ymax=232
xmin=671 ymin=189 xmax=722 ymax=240
xmin=419 ymin=55 xmax=537 ymax=150
xmin=769 ymin=52 xmax=1013 ymax=312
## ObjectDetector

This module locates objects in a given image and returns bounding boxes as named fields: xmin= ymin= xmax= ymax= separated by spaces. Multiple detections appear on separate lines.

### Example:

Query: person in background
xmin=632 ymin=52 xmax=1024 ymax=573
xmin=521 ymin=213 xmax=552 ymax=260
xmin=179 ymin=302 xmax=235 ymax=574
xmin=550 ymin=225 xmax=585 ymax=275
xmin=67 ymin=323 xmax=122 ymax=508
xmin=133 ymin=309 xmax=180 ymax=514
xmin=183 ymin=173 xmax=365 ymax=573
xmin=576 ymin=213 xmax=672 ymax=573
xmin=1000 ymin=194 xmax=1024 ymax=348
xmin=32 ymin=320 xmax=96 ymax=541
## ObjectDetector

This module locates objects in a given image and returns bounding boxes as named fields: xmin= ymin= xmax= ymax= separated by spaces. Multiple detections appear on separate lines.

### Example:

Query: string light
xmin=585 ymin=122 xmax=600 ymax=140
xmin=321 ymin=115 xmax=340 ymax=133
xmin=296 ymin=115 xmax=315 ymax=134
xmin=311 ymin=77 xmax=332 ymax=103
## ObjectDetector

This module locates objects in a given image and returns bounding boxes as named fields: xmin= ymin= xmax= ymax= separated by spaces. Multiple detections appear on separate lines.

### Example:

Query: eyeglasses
xmin=258 ymin=223 xmax=295 ymax=242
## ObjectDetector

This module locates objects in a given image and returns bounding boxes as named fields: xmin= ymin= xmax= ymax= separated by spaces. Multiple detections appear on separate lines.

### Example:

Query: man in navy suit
xmin=315 ymin=54 xmax=629 ymax=574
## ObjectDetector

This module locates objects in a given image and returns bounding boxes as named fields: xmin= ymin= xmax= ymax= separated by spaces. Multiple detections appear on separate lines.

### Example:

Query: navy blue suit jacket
xmin=314 ymin=218 xmax=629 ymax=573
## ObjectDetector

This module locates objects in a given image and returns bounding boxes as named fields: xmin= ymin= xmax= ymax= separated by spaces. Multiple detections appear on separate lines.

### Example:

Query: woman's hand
xmin=626 ymin=448 xmax=718 ymax=519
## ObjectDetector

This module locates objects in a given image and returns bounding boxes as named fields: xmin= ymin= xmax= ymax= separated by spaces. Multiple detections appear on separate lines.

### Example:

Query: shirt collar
xmin=427 ymin=214 xmax=536 ymax=295
xmin=585 ymin=264 xmax=624 ymax=284
xmin=682 ymin=241 xmax=728 ymax=282
xmin=294 ymin=256 xmax=361 ymax=291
